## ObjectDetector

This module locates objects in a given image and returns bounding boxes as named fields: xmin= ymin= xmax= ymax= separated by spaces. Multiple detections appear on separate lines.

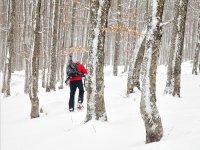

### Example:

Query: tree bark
xmin=23 ymin=0 xmax=30 ymax=94
xmin=113 ymin=0 xmax=122 ymax=76
xmin=192 ymin=13 xmax=200 ymax=75
xmin=29 ymin=0 xmax=42 ymax=118
xmin=140 ymin=0 xmax=165 ymax=143
xmin=49 ymin=0 xmax=59 ymax=91
xmin=164 ymin=0 xmax=179 ymax=95
xmin=46 ymin=0 xmax=54 ymax=92
xmin=164 ymin=0 xmax=189 ymax=97
xmin=127 ymin=34 xmax=146 ymax=95
xmin=68 ymin=1 xmax=77 ymax=63
xmin=172 ymin=0 xmax=189 ymax=97
xmin=85 ymin=0 xmax=110 ymax=122
xmin=3 ymin=0 xmax=16 ymax=97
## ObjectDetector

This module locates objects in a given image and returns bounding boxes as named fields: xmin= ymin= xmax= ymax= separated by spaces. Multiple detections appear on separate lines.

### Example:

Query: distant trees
xmin=164 ymin=0 xmax=189 ymax=97
xmin=0 ymin=0 xmax=198 ymax=97
xmin=127 ymin=31 xmax=146 ymax=94
xmin=2 ymin=0 xmax=16 ymax=97
xmin=113 ymin=0 xmax=122 ymax=76
xmin=127 ymin=0 xmax=146 ymax=95
xmin=0 ymin=0 xmax=198 ymax=143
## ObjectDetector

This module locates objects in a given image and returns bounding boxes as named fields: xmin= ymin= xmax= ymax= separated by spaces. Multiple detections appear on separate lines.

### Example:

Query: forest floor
xmin=1 ymin=61 xmax=200 ymax=150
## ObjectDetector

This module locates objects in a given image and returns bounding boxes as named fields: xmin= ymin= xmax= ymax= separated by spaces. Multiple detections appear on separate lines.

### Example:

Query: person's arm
xmin=80 ymin=64 xmax=88 ymax=75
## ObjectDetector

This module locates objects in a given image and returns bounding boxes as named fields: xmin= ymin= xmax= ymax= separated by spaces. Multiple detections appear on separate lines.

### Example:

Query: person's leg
xmin=77 ymin=80 xmax=84 ymax=104
xmin=69 ymin=81 xmax=77 ymax=111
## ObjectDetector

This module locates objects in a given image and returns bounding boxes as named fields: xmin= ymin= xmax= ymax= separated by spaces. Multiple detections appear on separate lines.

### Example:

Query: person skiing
xmin=65 ymin=60 xmax=88 ymax=112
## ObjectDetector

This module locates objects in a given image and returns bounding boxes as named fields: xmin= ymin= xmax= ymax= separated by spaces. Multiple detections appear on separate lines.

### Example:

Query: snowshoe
xmin=77 ymin=103 xmax=84 ymax=111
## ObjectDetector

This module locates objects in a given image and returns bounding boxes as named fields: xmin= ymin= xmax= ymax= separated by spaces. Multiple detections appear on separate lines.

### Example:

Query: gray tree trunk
xmin=68 ymin=1 xmax=76 ymax=63
xmin=192 ymin=13 xmax=200 ymax=75
xmin=127 ymin=34 xmax=146 ymax=95
xmin=164 ymin=0 xmax=188 ymax=97
xmin=49 ymin=0 xmax=59 ymax=91
xmin=23 ymin=0 xmax=30 ymax=94
xmin=58 ymin=0 xmax=65 ymax=89
xmin=3 ymin=0 xmax=16 ymax=97
xmin=29 ymin=0 xmax=41 ymax=118
xmin=172 ymin=0 xmax=188 ymax=97
xmin=164 ymin=0 xmax=180 ymax=95
xmin=127 ymin=0 xmax=149 ymax=95
xmin=85 ymin=0 xmax=110 ymax=122
xmin=1 ymin=0 xmax=9 ymax=94
xmin=140 ymin=0 xmax=165 ymax=143
xmin=41 ymin=0 xmax=47 ymax=88
xmin=113 ymin=0 xmax=121 ymax=76
xmin=46 ymin=0 xmax=53 ymax=92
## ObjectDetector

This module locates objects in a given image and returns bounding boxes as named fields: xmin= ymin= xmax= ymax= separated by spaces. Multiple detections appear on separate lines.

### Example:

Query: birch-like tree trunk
xmin=113 ymin=0 xmax=121 ymax=76
xmin=3 ymin=0 xmax=16 ymax=97
xmin=41 ymin=0 xmax=47 ymax=88
xmin=127 ymin=35 xmax=146 ymax=94
xmin=85 ymin=0 xmax=110 ymax=122
xmin=192 ymin=13 xmax=200 ymax=75
xmin=127 ymin=0 xmax=147 ymax=95
xmin=123 ymin=0 xmax=138 ymax=73
xmin=68 ymin=1 xmax=76 ymax=63
xmin=23 ymin=0 xmax=30 ymax=94
xmin=29 ymin=0 xmax=41 ymax=118
xmin=164 ymin=0 xmax=188 ymax=97
xmin=164 ymin=0 xmax=179 ymax=95
xmin=1 ymin=0 xmax=9 ymax=94
xmin=140 ymin=0 xmax=165 ymax=143
xmin=49 ymin=0 xmax=59 ymax=91
xmin=172 ymin=0 xmax=188 ymax=97
xmin=46 ymin=0 xmax=54 ymax=92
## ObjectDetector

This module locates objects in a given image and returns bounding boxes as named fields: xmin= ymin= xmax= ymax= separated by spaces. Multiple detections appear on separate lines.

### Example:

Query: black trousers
xmin=69 ymin=80 xmax=84 ymax=110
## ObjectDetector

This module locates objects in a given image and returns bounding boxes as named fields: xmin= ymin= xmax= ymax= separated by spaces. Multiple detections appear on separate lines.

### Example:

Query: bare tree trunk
xmin=172 ymin=0 xmax=188 ymax=97
xmin=164 ymin=0 xmax=180 ymax=95
xmin=140 ymin=0 xmax=165 ymax=143
xmin=123 ymin=0 xmax=138 ymax=73
xmin=41 ymin=0 xmax=47 ymax=88
xmin=1 ymin=0 xmax=8 ymax=93
xmin=85 ymin=0 xmax=110 ymax=122
xmin=56 ymin=0 xmax=62 ymax=83
xmin=68 ymin=1 xmax=76 ymax=63
xmin=164 ymin=0 xmax=188 ymax=97
xmin=127 ymin=0 xmax=147 ymax=95
xmin=127 ymin=34 xmax=146 ymax=95
xmin=23 ymin=0 xmax=30 ymax=94
xmin=46 ymin=0 xmax=53 ymax=92
xmin=113 ymin=0 xmax=121 ymax=76
xmin=58 ymin=0 xmax=65 ymax=89
xmin=192 ymin=13 xmax=200 ymax=75
xmin=29 ymin=0 xmax=41 ymax=118
xmin=3 ymin=0 xmax=16 ymax=97
xmin=49 ymin=0 xmax=59 ymax=91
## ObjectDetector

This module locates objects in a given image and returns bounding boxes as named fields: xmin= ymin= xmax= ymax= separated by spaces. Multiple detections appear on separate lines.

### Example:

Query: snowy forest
xmin=0 ymin=0 xmax=200 ymax=150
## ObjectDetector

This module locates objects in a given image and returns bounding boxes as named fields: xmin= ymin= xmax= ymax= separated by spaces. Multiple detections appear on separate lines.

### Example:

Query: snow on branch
xmin=160 ymin=19 xmax=173 ymax=26
xmin=61 ymin=47 xmax=88 ymax=55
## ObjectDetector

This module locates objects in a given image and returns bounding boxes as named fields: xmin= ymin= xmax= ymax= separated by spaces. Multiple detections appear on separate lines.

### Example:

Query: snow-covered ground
xmin=1 ymin=61 xmax=200 ymax=150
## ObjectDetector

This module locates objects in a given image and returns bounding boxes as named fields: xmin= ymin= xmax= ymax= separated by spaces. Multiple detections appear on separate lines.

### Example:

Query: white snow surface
xmin=1 ymin=61 xmax=200 ymax=150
